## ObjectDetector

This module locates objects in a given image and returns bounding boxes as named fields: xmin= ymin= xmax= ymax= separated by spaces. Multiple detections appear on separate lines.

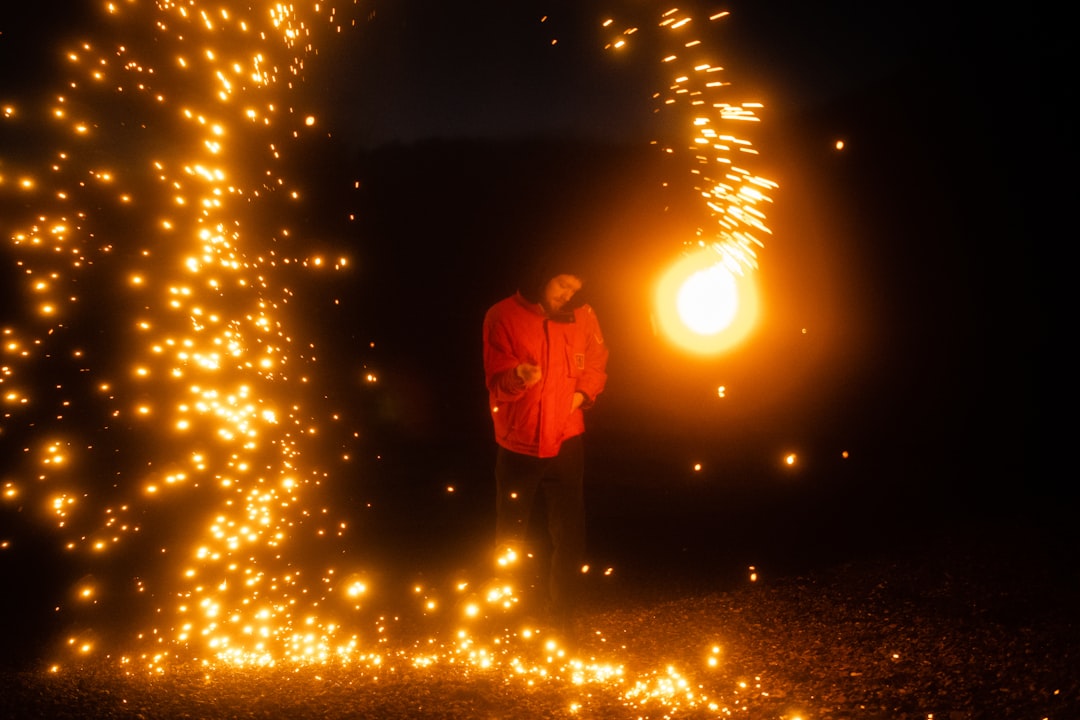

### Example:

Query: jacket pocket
xmin=565 ymin=345 xmax=584 ymax=378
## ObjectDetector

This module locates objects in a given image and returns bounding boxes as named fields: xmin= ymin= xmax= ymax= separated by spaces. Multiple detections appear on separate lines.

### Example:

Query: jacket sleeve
xmin=483 ymin=305 xmax=529 ymax=402
xmin=575 ymin=305 xmax=609 ymax=408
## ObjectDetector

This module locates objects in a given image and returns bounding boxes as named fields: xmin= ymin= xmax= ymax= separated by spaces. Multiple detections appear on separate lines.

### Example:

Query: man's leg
xmin=543 ymin=435 xmax=586 ymax=630
xmin=494 ymin=447 xmax=545 ymax=605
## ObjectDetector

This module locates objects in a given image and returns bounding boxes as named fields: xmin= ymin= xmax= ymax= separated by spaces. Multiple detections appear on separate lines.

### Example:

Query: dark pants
xmin=494 ymin=435 xmax=585 ymax=620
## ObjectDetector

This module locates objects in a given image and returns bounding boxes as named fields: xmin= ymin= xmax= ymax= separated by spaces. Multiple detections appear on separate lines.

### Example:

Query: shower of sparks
xmin=1 ymin=0 xmax=362 ymax=668
xmin=604 ymin=6 xmax=777 ymax=353
xmin=2 ymin=2 xmax=786 ymax=716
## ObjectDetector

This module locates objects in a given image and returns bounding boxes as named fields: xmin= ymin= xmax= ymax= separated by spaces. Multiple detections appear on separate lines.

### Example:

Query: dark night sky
xmin=315 ymin=0 xmax=939 ymax=147
xmin=3 ymin=1 xmax=1065 ymax=142
xmin=300 ymin=0 xmax=1068 ymax=147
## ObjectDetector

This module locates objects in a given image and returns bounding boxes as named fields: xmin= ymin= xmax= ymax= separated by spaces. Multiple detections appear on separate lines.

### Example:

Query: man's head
xmin=542 ymin=273 xmax=583 ymax=314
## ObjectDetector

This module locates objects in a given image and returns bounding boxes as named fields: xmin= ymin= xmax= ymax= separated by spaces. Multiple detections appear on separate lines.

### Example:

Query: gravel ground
xmin=2 ymin=528 xmax=1076 ymax=720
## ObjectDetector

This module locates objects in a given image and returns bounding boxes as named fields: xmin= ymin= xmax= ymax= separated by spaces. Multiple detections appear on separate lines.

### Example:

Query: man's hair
xmin=518 ymin=252 xmax=586 ymax=306
xmin=520 ymin=235 xmax=591 ymax=297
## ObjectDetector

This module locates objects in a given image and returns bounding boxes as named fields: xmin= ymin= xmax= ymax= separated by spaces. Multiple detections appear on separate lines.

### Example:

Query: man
xmin=482 ymin=264 xmax=609 ymax=635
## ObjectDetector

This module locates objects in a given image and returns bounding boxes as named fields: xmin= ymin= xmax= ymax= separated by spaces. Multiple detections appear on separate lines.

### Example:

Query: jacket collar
xmin=513 ymin=291 xmax=576 ymax=323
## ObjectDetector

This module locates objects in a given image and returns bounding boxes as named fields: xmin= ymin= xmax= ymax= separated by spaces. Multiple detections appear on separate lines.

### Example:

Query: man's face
xmin=543 ymin=274 xmax=583 ymax=313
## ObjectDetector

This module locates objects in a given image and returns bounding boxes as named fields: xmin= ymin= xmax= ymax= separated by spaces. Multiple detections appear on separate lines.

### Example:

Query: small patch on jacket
xmin=574 ymin=353 xmax=585 ymax=370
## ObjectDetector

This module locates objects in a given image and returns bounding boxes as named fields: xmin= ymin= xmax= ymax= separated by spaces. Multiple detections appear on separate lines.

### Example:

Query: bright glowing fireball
xmin=678 ymin=263 xmax=737 ymax=335
xmin=655 ymin=247 xmax=759 ymax=355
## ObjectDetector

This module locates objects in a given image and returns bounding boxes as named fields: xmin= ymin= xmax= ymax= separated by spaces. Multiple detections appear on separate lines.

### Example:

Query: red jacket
xmin=483 ymin=292 xmax=609 ymax=458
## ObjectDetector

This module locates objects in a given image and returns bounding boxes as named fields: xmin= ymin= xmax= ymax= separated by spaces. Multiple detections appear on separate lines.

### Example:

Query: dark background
xmin=1 ymin=0 xmax=1070 ymax=663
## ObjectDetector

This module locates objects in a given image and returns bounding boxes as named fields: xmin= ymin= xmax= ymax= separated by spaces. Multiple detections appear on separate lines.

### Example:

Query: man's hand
xmin=571 ymin=391 xmax=585 ymax=412
xmin=515 ymin=362 xmax=542 ymax=387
